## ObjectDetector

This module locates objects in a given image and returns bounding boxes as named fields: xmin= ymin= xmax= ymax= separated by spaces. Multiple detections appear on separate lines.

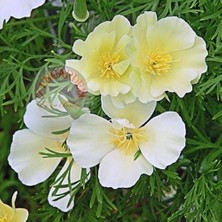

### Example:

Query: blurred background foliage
xmin=0 ymin=0 xmax=222 ymax=221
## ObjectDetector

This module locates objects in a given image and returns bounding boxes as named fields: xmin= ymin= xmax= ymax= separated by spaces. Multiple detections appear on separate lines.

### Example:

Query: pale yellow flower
xmin=127 ymin=11 xmax=208 ymax=102
xmin=66 ymin=15 xmax=134 ymax=98
xmin=0 ymin=192 xmax=28 ymax=222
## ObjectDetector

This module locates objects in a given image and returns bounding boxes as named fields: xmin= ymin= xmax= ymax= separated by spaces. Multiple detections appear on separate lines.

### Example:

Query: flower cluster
xmin=67 ymin=11 xmax=207 ymax=107
xmin=8 ymin=11 xmax=207 ymax=212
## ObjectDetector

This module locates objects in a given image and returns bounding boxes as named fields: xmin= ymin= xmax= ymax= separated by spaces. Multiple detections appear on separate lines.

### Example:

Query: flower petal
xmin=67 ymin=114 xmax=114 ymax=168
xmin=172 ymin=36 xmax=208 ymax=84
xmin=8 ymin=129 xmax=62 ymax=186
xmin=147 ymin=16 xmax=196 ymax=52
xmin=24 ymin=99 xmax=73 ymax=139
xmin=101 ymin=96 xmax=156 ymax=127
xmin=0 ymin=200 xmax=14 ymax=221
xmin=48 ymin=159 xmax=86 ymax=212
xmin=87 ymin=78 xmax=131 ymax=96
xmin=98 ymin=149 xmax=153 ymax=189
xmin=140 ymin=112 xmax=186 ymax=169
xmin=132 ymin=11 xmax=157 ymax=49
xmin=0 ymin=0 xmax=45 ymax=29
xmin=13 ymin=209 xmax=29 ymax=222
xmin=102 ymin=91 xmax=137 ymax=109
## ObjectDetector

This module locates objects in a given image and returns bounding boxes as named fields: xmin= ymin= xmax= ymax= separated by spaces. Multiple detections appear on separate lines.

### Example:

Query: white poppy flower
xmin=0 ymin=0 xmax=46 ymax=29
xmin=8 ymin=97 xmax=89 ymax=211
xmin=67 ymin=98 xmax=186 ymax=189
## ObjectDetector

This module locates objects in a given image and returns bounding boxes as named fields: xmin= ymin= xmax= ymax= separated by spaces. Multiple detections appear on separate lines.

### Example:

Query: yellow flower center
xmin=145 ymin=49 xmax=172 ymax=75
xmin=111 ymin=127 xmax=147 ymax=155
xmin=98 ymin=53 xmax=120 ymax=80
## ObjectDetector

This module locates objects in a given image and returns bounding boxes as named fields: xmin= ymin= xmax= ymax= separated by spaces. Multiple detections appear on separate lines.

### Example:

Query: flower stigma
xmin=111 ymin=126 xmax=147 ymax=156
xmin=98 ymin=53 xmax=120 ymax=80
xmin=145 ymin=49 xmax=173 ymax=76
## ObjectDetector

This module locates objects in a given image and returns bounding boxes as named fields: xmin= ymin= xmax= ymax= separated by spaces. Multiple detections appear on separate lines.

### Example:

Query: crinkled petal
xmin=94 ymin=15 xmax=131 ymax=42
xmin=102 ymin=91 xmax=137 ymax=109
xmin=0 ymin=0 xmax=45 ymax=29
xmin=147 ymin=16 xmax=196 ymax=52
xmin=101 ymin=96 xmax=156 ymax=127
xmin=67 ymin=114 xmax=114 ymax=168
xmin=98 ymin=149 xmax=153 ymax=189
xmin=73 ymin=31 xmax=116 ymax=58
xmin=48 ymin=159 xmax=88 ymax=212
xmin=132 ymin=11 xmax=157 ymax=49
xmin=8 ymin=129 xmax=62 ymax=186
xmin=150 ymin=36 xmax=207 ymax=98
xmin=87 ymin=78 xmax=131 ymax=96
xmin=24 ymin=99 xmax=73 ymax=139
xmin=150 ymin=68 xmax=196 ymax=98
xmin=173 ymin=36 xmax=208 ymax=85
xmin=140 ymin=112 xmax=186 ymax=169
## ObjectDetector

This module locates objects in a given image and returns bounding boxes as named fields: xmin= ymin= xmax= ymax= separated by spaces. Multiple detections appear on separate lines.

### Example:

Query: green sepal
xmin=58 ymin=95 xmax=85 ymax=119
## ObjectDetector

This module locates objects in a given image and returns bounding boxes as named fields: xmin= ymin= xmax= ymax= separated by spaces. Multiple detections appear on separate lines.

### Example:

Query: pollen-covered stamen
xmin=111 ymin=126 xmax=147 ymax=155
xmin=98 ymin=53 xmax=120 ymax=79
xmin=145 ymin=49 xmax=173 ymax=76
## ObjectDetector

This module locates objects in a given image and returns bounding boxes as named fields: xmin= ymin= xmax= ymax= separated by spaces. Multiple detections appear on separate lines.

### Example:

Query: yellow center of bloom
xmin=111 ymin=127 xmax=147 ymax=155
xmin=98 ymin=53 xmax=120 ymax=80
xmin=145 ymin=49 xmax=172 ymax=75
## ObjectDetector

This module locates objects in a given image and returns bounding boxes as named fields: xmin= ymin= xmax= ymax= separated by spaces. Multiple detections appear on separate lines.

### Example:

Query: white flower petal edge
xmin=8 ymin=129 xmax=62 ymax=186
xmin=67 ymin=114 xmax=114 ymax=168
xmin=48 ymin=159 xmax=89 ymax=212
xmin=24 ymin=99 xmax=73 ymax=140
xmin=98 ymin=149 xmax=153 ymax=189
xmin=0 ymin=0 xmax=46 ymax=29
xmin=101 ymin=96 xmax=156 ymax=127
xmin=140 ymin=112 xmax=186 ymax=169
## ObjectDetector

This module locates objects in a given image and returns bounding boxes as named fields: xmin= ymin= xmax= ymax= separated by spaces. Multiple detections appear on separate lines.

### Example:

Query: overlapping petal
xmin=67 ymin=114 xmax=114 ymax=168
xmin=8 ymin=129 xmax=62 ymax=186
xmin=140 ymin=112 xmax=186 ymax=169
xmin=101 ymin=96 xmax=156 ymax=127
xmin=24 ymin=99 xmax=73 ymax=140
xmin=98 ymin=149 xmax=153 ymax=188
xmin=13 ymin=208 xmax=29 ymax=222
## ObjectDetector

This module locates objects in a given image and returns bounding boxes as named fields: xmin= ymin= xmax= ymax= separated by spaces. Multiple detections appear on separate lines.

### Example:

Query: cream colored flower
xmin=8 ymin=97 xmax=89 ymax=212
xmin=66 ymin=15 xmax=134 ymax=99
xmin=67 ymin=98 xmax=186 ymax=189
xmin=0 ymin=0 xmax=45 ymax=29
xmin=0 ymin=191 xmax=28 ymax=222
xmin=127 ymin=11 xmax=208 ymax=102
